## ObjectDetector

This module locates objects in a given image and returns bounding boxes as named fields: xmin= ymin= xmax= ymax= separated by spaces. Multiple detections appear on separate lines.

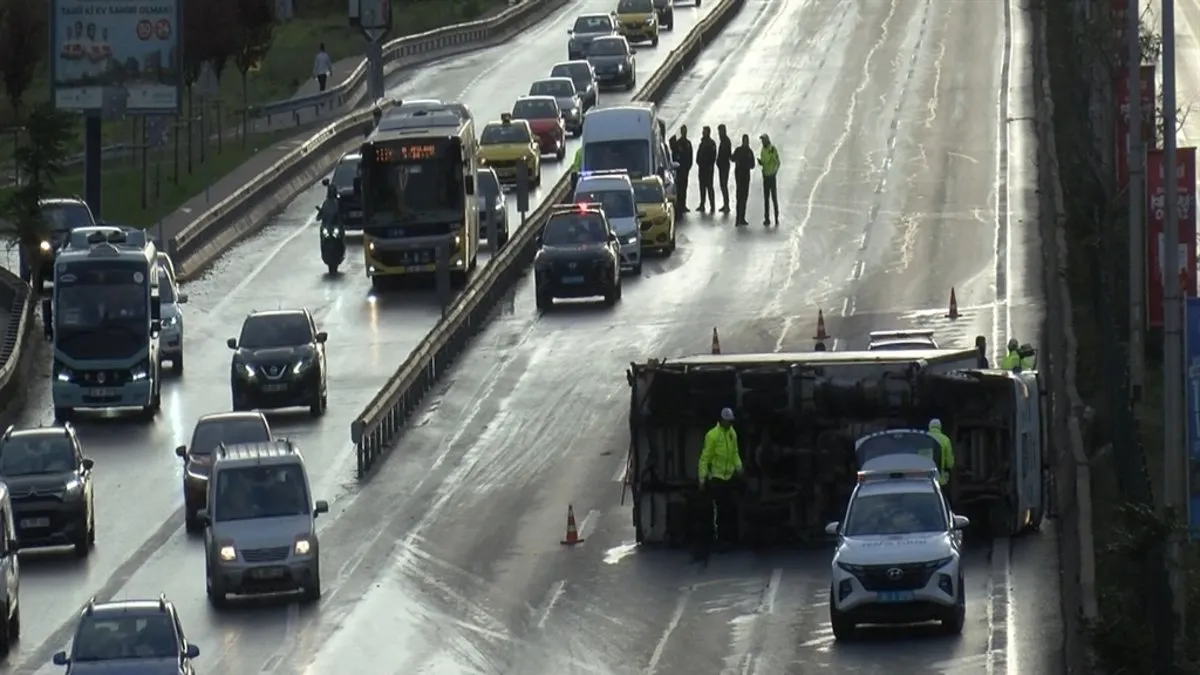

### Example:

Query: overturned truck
xmin=626 ymin=347 xmax=1047 ymax=544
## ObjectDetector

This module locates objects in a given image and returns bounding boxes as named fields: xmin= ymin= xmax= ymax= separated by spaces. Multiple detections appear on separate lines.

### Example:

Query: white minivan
xmin=0 ymin=482 xmax=19 ymax=654
xmin=574 ymin=172 xmax=643 ymax=274
xmin=581 ymin=103 xmax=676 ymax=199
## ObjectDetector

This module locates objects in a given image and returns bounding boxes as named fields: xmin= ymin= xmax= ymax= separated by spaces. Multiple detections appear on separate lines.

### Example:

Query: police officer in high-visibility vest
xmin=926 ymin=419 xmax=956 ymax=503
xmin=1000 ymin=338 xmax=1035 ymax=371
xmin=698 ymin=407 xmax=743 ymax=550
xmin=757 ymin=133 xmax=781 ymax=226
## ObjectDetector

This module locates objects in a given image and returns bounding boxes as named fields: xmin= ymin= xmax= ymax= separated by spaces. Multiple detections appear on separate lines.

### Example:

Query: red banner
xmin=1113 ymin=0 xmax=1129 ymax=66
xmin=1147 ymin=147 xmax=1198 ymax=327
xmin=1116 ymin=66 xmax=1158 ymax=188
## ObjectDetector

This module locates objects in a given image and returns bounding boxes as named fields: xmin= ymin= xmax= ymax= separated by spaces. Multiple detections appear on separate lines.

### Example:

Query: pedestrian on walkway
xmin=716 ymin=124 xmax=732 ymax=214
xmin=732 ymin=134 xmax=755 ymax=226
xmin=696 ymin=126 xmax=717 ymax=213
xmin=674 ymin=125 xmax=694 ymax=213
xmin=758 ymin=133 xmax=780 ymax=226
xmin=313 ymin=44 xmax=333 ymax=92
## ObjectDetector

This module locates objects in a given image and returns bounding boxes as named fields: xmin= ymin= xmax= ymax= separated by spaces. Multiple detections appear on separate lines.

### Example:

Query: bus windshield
xmin=54 ymin=262 xmax=149 ymax=360
xmin=363 ymin=138 xmax=465 ymax=216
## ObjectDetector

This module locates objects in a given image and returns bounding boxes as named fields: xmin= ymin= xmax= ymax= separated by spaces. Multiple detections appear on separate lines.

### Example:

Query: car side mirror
xmin=226 ymin=337 xmax=237 ymax=349
xmin=53 ymin=652 xmax=69 ymax=666
xmin=535 ymin=234 xmax=543 ymax=246
xmin=607 ymin=232 xmax=618 ymax=243
xmin=175 ymin=445 xmax=187 ymax=458
xmin=671 ymin=161 xmax=680 ymax=170
xmin=315 ymin=331 xmax=328 ymax=343
xmin=567 ymin=28 xmax=573 ymax=34
xmin=824 ymin=522 xmax=840 ymax=536
xmin=631 ymin=49 xmax=638 ymax=55
xmin=186 ymin=643 xmax=200 ymax=659
xmin=321 ymin=178 xmax=330 ymax=187
xmin=195 ymin=509 xmax=209 ymax=526
xmin=314 ymin=499 xmax=329 ymax=516
xmin=952 ymin=514 xmax=971 ymax=530
xmin=464 ymin=175 xmax=475 ymax=195
xmin=178 ymin=292 xmax=188 ymax=304
xmin=81 ymin=458 xmax=94 ymax=471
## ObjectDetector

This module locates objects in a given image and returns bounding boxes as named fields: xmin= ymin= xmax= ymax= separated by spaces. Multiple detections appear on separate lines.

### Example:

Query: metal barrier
xmin=349 ymin=0 xmax=749 ymax=478
xmin=0 ymin=267 xmax=37 ymax=423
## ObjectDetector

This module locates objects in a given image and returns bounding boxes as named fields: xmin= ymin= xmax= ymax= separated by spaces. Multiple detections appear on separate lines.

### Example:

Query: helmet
xmin=929 ymin=418 xmax=942 ymax=431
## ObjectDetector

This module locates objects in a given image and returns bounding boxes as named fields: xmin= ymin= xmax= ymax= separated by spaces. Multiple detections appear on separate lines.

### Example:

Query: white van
xmin=581 ymin=104 xmax=676 ymax=199
xmin=0 ymin=482 xmax=19 ymax=654
xmin=574 ymin=172 xmax=643 ymax=273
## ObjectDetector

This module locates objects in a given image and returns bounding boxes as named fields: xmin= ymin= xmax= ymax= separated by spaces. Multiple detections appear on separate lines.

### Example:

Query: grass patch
xmin=0 ymin=0 xmax=505 ymax=166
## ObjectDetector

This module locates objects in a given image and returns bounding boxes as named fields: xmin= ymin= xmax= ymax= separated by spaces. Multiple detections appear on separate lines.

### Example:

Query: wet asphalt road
xmin=6 ymin=0 xmax=1065 ymax=672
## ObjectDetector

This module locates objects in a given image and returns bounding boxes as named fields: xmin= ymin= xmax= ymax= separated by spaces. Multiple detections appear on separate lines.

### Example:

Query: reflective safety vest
xmin=572 ymin=147 xmax=583 ymax=172
xmin=699 ymin=425 xmax=742 ymax=482
xmin=759 ymin=145 xmax=780 ymax=177
xmin=927 ymin=429 xmax=955 ymax=486
xmin=1001 ymin=350 xmax=1035 ymax=371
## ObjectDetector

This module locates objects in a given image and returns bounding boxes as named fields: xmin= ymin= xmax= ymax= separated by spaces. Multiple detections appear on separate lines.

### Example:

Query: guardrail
xmin=0 ymin=268 xmax=37 ymax=426
xmin=349 ymin=0 xmax=748 ymax=478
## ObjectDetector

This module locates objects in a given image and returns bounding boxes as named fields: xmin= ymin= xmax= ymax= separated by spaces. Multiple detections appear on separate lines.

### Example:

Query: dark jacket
xmin=716 ymin=136 xmax=732 ymax=168
xmin=674 ymin=138 xmax=694 ymax=169
xmin=732 ymin=146 xmax=755 ymax=176
xmin=696 ymin=138 xmax=717 ymax=169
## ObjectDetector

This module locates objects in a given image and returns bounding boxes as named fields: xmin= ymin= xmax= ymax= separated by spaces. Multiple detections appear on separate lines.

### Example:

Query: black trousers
xmin=317 ymin=74 xmax=328 ymax=91
xmin=698 ymin=165 xmax=715 ymax=209
xmin=763 ymin=174 xmax=779 ymax=221
xmin=717 ymin=165 xmax=730 ymax=209
xmin=734 ymin=174 xmax=750 ymax=223
xmin=695 ymin=478 xmax=739 ymax=551
xmin=677 ymin=167 xmax=691 ymax=209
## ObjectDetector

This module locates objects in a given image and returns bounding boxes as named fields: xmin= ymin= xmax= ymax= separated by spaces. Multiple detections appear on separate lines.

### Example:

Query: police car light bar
xmin=868 ymin=329 xmax=936 ymax=341
xmin=579 ymin=169 xmax=629 ymax=178
xmin=857 ymin=469 xmax=938 ymax=483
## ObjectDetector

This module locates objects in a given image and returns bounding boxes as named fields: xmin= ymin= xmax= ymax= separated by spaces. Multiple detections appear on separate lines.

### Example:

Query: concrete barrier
xmin=348 ymin=0 xmax=749 ymax=477
xmin=0 ymin=268 xmax=38 ymax=425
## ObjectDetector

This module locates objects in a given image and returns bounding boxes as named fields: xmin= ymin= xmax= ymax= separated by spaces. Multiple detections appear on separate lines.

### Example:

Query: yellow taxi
xmin=478 ymin=114 xmax=542 ymax=187
xmin=615 ymin=0 xmax=659 ymax=47
xmin=633 ymin=176 xmax=675 ymax=254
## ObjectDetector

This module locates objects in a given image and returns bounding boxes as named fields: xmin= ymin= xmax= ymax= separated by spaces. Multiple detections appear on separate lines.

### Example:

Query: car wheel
xmin=172 ymin=352 xmax=184 ymax=375
xmin=652 ymin=36 xmax=659 ymax=47
xmin=302 ymin=563 xmax=322 ymax=603
xmin=941 ymin=584 xmax=966 ymax=635
xmin=632 ymin=261 xmax=643 ymax=275
xmin=666 ymin=233 xmax=677 ymax=255
xmin=309 ymin=389 xmax=326 ymax=418
xmin=556 ymin=145 xmax=566 ymax=161
xmin=829 ymin=591 xmax=855 ymax=641
xmin=497 ymin=227 xmax=510 ymax=249
xmin=185 ymin=502 xmax=202 ymax=533
xmin=72 ymin=523 xmax=91 ymax=558
xmin=206 ymin=573 xmax=228 ymax=609
xmin=0 ymin=606 xmax=9 ymax=655
xmin=87 ymin=505 xmax=96 ymax=546
xmin=536 ymin=287 xmax=552 ymax=311
xmin=8 ymin=603 xmax=17 ymax=642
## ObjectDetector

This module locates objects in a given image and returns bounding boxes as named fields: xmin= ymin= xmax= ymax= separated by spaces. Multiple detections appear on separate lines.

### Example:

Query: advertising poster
xmin=1147 ymin=147 xmax=1198 ymax=328
xmin=1115 ymin=66 xmax=1158 ymax=188
xmin=1186 ymin=297 xmax=1200 ymax=539
xmin=51 ymin=0 xmax=181 ymax=113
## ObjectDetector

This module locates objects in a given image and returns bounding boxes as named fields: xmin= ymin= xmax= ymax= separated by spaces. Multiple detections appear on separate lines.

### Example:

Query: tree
xmin=233 ymin=0 xmax=276 ymax=106
xmin=0 ymin=0 xmax=48 ymax=121
xmin=1 ymin=104 xmax=75 ymax=285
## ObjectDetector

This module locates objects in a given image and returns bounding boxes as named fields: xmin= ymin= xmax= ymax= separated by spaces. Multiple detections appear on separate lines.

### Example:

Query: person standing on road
xmin=731 ymin=134 xmax=755 ymax=226
xmin=674 ymin=125 xmax=694 ymax=213
xmin=716 ymin=124 xmax=732 ymax=214
xmin=757 ymin=133 xmax=780 ymax=226
xmin=696 ymin=126 xmax=717 ymax=213
xmin=313 ymin=44 xmax=333 ymax=92
xmin=698 ymin=407 xmax=743 ymax=553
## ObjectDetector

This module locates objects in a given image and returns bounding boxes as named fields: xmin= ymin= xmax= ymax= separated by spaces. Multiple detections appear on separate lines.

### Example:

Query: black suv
xmin=176 ymin=411 xmax=272 ymax=532
xmin=228 ymin=309 xmax=328 ymax=417
xmin=320 ymin=152 xmax=363 ymax=229
xmin=534 ymin=204 xmax=622 ymax=310
xmin=0 ymin=424 xmax=95 ymax=557
xmin=53 ymin=595 xmax=200 ymax=674
xmin=586 ymin=36 xmax=637 ymax=91
xmin=20 ymin=197 xmax=96 ymax=289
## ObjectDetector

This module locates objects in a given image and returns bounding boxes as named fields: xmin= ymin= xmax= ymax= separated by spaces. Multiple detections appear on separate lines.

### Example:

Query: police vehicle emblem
xmin=268 ymin=366 xmax=281 ymax=376
xmin=97 ymin=372 xmax=106 ymax=384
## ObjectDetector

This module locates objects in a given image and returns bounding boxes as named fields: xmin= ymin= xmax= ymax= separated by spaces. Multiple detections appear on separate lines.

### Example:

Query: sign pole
xmin=1129 ymin=0 xmax=1146 ymax=398
xmin=352 ymin=0 xmax=392 ymax=102
xmin=84 ymin=115 xmax=103 ymax=218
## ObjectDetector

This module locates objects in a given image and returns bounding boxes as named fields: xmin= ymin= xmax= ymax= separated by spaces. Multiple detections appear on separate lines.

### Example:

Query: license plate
xmin=561 ymin=275 xmax=585 ymax=284
xmin=21 ymin=518 xmax=49 ymax=528
xmin=88 ymin=388 xmax=117 ymax=397
xmin=249 ymin=567 xmax=286 ymax=580
xmin=261 ymin=384 xmax=287 ymax=393
xmin=876 ymin=590 xmax=915 ymax=603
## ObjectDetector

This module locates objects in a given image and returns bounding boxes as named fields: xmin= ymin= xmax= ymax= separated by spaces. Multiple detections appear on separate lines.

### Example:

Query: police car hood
xmin=836 ymin=532 xmax=955 ymax=566
xmin=64 ymin=658 xmax=182 ymax=674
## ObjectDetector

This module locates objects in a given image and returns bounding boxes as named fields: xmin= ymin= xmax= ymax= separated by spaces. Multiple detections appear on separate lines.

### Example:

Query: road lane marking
xmin=259 ymin=602 xmax=300 ymax=672
xmin=986 ymin=536 xmax=1012 ymax=675
xmin=537 ymin=580 xmax=567 ymax=629
xmin=726 ymin=568 xmax=783 ymax=674
xmin=646 ymin=587 xmax=692 ymax=673
xmin=577 ymin=508 xmax=601 ymax=542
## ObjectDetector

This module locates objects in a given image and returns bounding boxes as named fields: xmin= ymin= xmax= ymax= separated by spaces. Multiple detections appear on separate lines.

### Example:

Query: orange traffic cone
xmin=711 ymin=327 xmax=721 ymax=354
xmin=945 ymin=288 xmax=960 ymax=320
xmin=812 ymin=310 xmax=829 ymax=341
xmin=561 ymin=505 xmax=585 ymax=545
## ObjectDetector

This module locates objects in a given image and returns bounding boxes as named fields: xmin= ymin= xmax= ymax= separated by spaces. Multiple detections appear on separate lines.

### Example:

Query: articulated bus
xmin=358 ymin=103 xmax=479 ymax=287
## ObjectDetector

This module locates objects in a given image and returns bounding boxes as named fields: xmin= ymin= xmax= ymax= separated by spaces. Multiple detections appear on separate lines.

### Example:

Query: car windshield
xmin=589 ymin=39 xmax=627 ymax=56
xmin=543 ymin=214 xmax=608 ymax=246
xmin=618 ymin=0 xmax=652 ymax=11
xmin=0 ymin=435 xmax=75 ymax=476
xmin=842 ymin=491 xmax=947 ymax=536
xmin=576 ymin=189 xmax=635 ymax=218
xmin=41 ymin=202 xmax=93 ymax=234
xmin=573 ymin=15 xmax=612 ymax=32
xmin=530 ymin=79 xmax=575 ymax=97
xmin=238 ymin=314 xmax=312 ymax=349
xmin=634 ymin=181 xmax=664 ymax=203
xmin=584 ymin=140 xmax=650 ymax=175
xmin=481 ymin=123 xmax=532 ymax=144
xmin=190 ymin=419 xmax=271 ymax=456
xmin=331 ymin=158 xmax=359 ymax=189
xmin=512 ymin=98 xmax=559 ymax=120
xmin=551 ymin=64 xmax=591 ymax=89
xmin=214 ymin=464 xmax=310 ymax=521
xmin=72 ymin=614 xmax=178 ymax=661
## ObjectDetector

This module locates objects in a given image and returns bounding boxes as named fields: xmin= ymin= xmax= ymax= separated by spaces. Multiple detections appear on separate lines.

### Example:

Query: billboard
xmin=1147 ymin=147 xmax=1198 ymax=328
xmin=1186 ymin=297 xmax=1200 ymax=539
xmin=1115 ymin=66 xmax=1158 ymax=188
xmin=358 ymin=0 xmax=392 ymax=41
xmin=51 ymin=0 xmax=181 ymax=113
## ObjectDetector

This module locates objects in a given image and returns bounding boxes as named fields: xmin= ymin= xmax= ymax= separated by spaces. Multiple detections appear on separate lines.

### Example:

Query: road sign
xmin=358 ymin=0 xmax=392 ymax=42
xmin=1185 ymin=297 xmax=1200 ymax=539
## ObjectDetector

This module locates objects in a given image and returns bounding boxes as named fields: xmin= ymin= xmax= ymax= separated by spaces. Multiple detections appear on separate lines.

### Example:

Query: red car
xmin=512 ymin=95 xmax=566 ymax=160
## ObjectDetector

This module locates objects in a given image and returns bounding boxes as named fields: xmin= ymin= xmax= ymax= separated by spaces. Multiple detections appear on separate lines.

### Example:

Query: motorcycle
xmin=316 ymin=202 xmax=346 ymax=274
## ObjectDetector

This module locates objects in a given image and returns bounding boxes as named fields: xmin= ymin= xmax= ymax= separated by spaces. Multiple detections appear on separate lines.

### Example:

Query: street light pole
xmin=1130 ymin=0 xmax=1146 ymax=400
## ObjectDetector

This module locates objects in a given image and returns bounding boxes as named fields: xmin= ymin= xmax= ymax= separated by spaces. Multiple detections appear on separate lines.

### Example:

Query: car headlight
xmin=645 ymin=17 xmax=654 ymax=24
xmin=63 ymin=479 xmax=83 ymax=500
xmin=835 ymin=561 xmax=865 ymax=574
xmin=570 ymin=107 xmax=580 ymax=116
xmin=617 ymin=63 xmax=625 ymax=72
xmin=292 ymin=358 xmax=313 ymax=375
xmin=130 ymin=359 xmax=150 ymax=382
xmin=238 ymin=362 xmax=256 ymax=379
xmin=294 ymin=538 xmax=312 ymax=556
xmin=624 ymin=235 xmax=638 ymax=245
xmin=493 ymin=201 xmax=504 ymax=212
xmin=55 ymin=362 xmax=74 ymax=383
xmin=162 ymin=315 xmax=179 ymax=328
xmin=927 ymin=555 xmax=957 ymax=570
xmin=39 ymin=240 xmax=52 ymax=253
xmin=219 ymin=545 xmax=237 ymax=562
xmin=478 ymin=157 xmax=489 ymax=166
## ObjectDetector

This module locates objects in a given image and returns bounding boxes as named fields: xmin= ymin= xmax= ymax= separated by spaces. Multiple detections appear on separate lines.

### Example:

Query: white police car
xmin=865 ymin=329 xmax=939 ymax=351
xmin=825 ymin=455 xmax=969 ymax=640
